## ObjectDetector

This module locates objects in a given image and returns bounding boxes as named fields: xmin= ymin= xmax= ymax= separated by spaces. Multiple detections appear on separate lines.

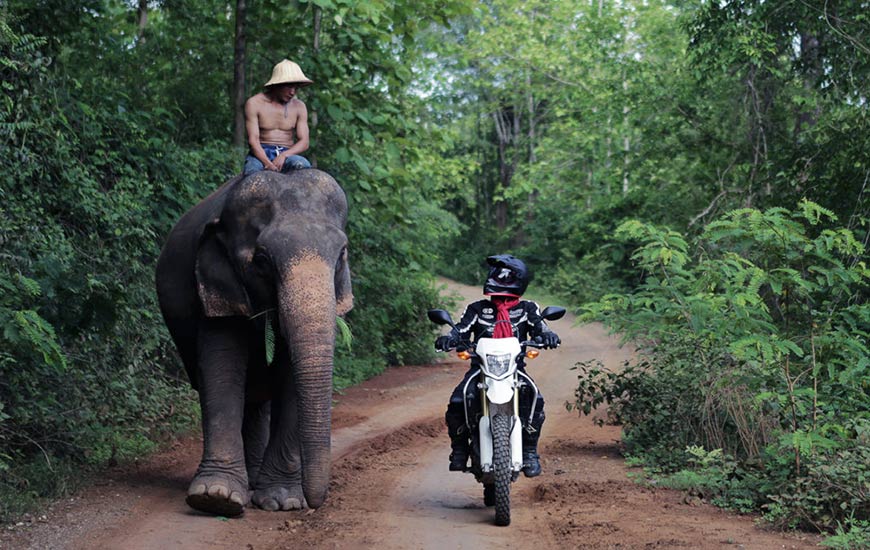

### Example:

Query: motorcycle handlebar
xmin=436 ymin=340 xmax=549 ymax=353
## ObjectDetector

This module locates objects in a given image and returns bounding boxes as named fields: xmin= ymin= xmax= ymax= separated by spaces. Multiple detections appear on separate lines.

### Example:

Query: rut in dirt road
xmin=3 ymin=279 xmax=821 ymax=550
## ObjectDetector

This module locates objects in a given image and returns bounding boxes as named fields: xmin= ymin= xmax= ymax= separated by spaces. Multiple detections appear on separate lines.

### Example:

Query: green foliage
xmin=0 ymin=8 xmax=224 ymax=522
xmin=0 ymin=455 xmax=82 ymax=522
xmin=763 ymin=420 xmax=870 ymax=531
xmin=823 ymin=518 xmax=870 ymax=550
xmin=575 ymin=202 xmax=869 ymax=531
xmin=653 ymin=447 xmax=761 ymax=514
xmin=421 ymin=0 xmax=870 ymax=309
xmin=332 ymin=352 xmax=384 ymax=392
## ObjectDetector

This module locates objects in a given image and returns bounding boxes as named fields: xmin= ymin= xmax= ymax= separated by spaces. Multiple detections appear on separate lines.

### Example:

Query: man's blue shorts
xmin=243 ymin=144 xmax=311 ymax=175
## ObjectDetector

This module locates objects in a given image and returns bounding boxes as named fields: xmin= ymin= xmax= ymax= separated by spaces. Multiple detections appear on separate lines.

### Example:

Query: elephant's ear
xmin=195 ymin=219 xmax=252 ymax=317
xmin=335 ymin=247 xmax=353 ymax=316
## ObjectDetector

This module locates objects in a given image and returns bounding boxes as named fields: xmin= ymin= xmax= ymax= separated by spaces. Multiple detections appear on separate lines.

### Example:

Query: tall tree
xmin=136 ymin=0 xmax=148 ymax=44
xmin=232 ymin=0 xmax=247 ymax=148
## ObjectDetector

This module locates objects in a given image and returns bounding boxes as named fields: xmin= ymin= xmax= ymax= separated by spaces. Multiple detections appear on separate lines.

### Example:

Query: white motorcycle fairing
xmin=476 ymin=337 xmax=521 ymax=404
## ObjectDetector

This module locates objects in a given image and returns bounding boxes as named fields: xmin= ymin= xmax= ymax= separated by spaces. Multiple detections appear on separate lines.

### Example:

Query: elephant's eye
xmin=253 ymin=250 xmax=271 ymax=268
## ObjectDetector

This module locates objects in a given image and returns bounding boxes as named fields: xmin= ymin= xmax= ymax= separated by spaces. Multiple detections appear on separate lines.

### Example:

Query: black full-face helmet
xmin=483 ymin=254 xmax=530 ymax=297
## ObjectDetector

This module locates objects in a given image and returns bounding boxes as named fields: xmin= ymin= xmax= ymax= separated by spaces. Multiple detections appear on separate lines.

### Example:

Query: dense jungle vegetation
xmin=1 ymin=0 xmax=867 ymax=544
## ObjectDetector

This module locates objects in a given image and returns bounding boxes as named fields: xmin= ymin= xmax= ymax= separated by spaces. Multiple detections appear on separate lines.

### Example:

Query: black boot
xmin=446 ymin=400 xmax=469 ymax=472
xmin=522 ymin=449 xmax=541 ymax=478
xmin=449 ymin=437 xmax=469 ymax=471
xmin=522 ymin=409 xmax=545 ymax=478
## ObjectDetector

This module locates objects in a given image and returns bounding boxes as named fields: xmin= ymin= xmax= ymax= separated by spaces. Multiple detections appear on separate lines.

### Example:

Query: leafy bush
xmin=764 ymin=420 xmax=870 ymax=531
xmin=653 ymin=447 xmax=762 ymax=513
xmin=574 ymin=201 xmax=870 ymax=532
xmin=0 ymin=14 xmax=222 ymax=521
xmin=822 ymin=518 xmax=870 ymax=550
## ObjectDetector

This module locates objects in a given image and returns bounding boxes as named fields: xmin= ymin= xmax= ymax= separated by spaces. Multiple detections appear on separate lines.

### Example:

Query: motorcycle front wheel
xmin=491 ymin=413 xmax=512 ymax=526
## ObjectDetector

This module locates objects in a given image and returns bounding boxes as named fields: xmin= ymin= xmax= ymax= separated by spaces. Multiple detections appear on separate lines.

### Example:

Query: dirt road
xmin=3 ymin=280 xmax=820 ymax=549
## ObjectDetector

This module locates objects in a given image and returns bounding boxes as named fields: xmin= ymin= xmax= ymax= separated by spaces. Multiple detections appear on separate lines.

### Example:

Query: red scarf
xmin=491 ymin=296 xmax=520 ymax=338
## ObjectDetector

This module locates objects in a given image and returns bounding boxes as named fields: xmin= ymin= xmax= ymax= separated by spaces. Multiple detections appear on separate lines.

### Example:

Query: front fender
xmin=485 ymin=377 xmax=515 ymax=404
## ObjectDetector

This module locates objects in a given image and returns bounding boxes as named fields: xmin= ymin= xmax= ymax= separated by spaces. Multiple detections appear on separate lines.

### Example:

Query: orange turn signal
xmin=457 ymin=350 xmax=472 ymax=361
xmin=525 ymin=349 xmax=540 ymax=359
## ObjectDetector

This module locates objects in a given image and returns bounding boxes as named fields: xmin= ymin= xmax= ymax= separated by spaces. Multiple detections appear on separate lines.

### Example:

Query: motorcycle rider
xmin=435 ymin=254 xmax=561 ymax=478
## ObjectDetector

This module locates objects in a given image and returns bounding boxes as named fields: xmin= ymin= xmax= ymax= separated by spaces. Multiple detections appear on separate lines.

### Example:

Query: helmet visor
xmin=493 ymin=267 xmax=517 ymax=285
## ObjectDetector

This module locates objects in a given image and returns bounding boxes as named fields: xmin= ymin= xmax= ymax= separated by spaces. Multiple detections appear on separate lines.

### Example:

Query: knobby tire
xmin=491 ymin=413 xmax=512 ymax=526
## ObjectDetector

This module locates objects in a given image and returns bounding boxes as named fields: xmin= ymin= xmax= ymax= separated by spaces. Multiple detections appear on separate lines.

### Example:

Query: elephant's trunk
xmin=276 ymin=252 xmax=337 ymax=508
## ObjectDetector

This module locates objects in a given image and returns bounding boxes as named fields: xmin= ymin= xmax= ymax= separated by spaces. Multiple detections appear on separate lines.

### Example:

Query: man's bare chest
xmin=258 ymin=102 xmax=301 ymax=131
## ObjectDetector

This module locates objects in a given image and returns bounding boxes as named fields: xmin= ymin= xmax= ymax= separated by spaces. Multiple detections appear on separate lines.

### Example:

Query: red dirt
xmin=1 ymin=280 xmax=822 ymax=550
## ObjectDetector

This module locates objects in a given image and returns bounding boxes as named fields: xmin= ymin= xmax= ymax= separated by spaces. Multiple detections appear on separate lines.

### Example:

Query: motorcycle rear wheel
xmin=491 ymin=413 xmax=512 ymax=526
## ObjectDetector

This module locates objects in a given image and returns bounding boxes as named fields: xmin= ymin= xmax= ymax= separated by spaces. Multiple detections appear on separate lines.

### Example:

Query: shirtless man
xmin=243 ymin=59 xmax=313 ymax=175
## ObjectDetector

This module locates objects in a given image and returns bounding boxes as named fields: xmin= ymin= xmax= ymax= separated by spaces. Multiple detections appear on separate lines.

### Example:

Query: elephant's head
xmin=193 ymin=169 xmax=352 ymax=508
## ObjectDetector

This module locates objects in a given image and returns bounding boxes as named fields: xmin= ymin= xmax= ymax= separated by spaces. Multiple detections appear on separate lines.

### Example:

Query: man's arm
xmin=452 ymin=301 xmax=482 ymax=342
xmin=245 ymin=97 xmax=278 ymax=171
xmin=526 ymin=301 xmax=560 ymax=348
xmin=435 ymin=301 xmax=479 ymax=351
xmin=274 ymin=100 xmax=310 ymax=166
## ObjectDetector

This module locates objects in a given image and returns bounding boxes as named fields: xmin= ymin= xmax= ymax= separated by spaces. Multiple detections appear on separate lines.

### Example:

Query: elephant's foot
xmin=186 ymin=472 xmax=249 ymax=517
xmin=252 ymin=484 xmax=306 ymax=511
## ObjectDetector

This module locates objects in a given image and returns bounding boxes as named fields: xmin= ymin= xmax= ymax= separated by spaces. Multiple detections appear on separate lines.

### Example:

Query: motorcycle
xmin=427 ymin=305 xmax=565 ymax=526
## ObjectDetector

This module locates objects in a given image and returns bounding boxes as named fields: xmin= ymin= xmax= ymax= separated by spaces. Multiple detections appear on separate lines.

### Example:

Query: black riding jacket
xmin=448 ymin=299 xmax=553 ymax=343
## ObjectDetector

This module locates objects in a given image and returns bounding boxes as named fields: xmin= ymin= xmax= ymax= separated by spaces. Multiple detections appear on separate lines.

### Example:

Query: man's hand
xmin=435 ymin=335 xmax=458 ymax=352
xmin=272 ymin=155 xmax=286 ymax=171
xmin=537 ymin=331 xmax=561 ymax=349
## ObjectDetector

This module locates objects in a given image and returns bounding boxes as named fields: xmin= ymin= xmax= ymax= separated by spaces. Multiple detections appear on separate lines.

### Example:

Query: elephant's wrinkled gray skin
xmin=156 ymin=169 xmax=353 ymax=516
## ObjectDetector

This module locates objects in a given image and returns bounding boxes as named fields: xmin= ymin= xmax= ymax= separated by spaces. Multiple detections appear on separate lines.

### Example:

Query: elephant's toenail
xmin=283 ymin=498 xmax=301 ymax=510
xmin=208 ymin=485 xmax=229 ymax=498
xmin=190 ymin=483 xmax=206 ymax=496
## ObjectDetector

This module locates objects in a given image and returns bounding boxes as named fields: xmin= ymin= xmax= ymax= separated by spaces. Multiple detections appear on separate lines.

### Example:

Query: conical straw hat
xmin=264 ymin=59 xmax=314 ymax=88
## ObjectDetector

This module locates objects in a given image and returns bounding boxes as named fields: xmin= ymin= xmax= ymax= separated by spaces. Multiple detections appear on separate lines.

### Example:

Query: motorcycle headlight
xmin=485 ymin=353 xmax=512 ymax=377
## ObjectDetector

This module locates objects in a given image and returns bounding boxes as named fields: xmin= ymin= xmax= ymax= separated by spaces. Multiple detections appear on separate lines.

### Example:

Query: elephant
xmin=155 ymin=168 xmax=353 ymax=516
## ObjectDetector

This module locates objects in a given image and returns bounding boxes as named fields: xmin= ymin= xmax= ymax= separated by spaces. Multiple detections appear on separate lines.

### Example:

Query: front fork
xmin=478 ymin=385 xmax=524 ymax=473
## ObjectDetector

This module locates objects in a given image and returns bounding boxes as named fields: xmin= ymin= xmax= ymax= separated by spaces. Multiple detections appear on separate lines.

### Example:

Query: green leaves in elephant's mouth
xmin=265 ymin=310 xmax=276 ymax=364
xmin=256 ymin=310 xmax=352 ymax=366
xmin=336 ymin=317 xmax=352 ymax=351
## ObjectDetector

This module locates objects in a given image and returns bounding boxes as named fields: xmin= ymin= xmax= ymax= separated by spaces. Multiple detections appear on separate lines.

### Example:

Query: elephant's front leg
xmin=251 ymin=345 xmax=305 ymax=511
xmin=242 ymin=399 xmax=270 ymax=487
xmin=186 ymin=317 xmax=251 ymax=516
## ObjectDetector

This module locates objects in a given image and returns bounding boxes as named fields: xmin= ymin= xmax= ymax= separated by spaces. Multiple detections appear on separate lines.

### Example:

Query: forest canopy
xmin=1 ymin=0 xmax=867 ymax=540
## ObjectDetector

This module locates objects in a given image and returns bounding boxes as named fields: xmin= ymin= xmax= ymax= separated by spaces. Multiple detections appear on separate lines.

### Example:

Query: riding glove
xmin=435 ymin=334 xmax=458 ymax=352
xmin=536 ymin=331 xmax=561 ymax=349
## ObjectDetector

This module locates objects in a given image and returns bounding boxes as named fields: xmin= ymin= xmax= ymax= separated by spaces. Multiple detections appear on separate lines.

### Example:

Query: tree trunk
xmin=136 ymin=0 xmax=148 ymax=44
xmin=308 ymin=7 xmax=322 ymax=168
xmin=745 ymin=63 xmax=773 ymax=203
xmin=492 ymin=104 xmax=519 ymax=232
xmin=795 ymin=32 xmax=821 ymax=136
xmin=622 ymin=76 xmax=630 ymax=195
xmin=527 ymin=74 xmax=536 ymax=164
xmin=231 ymin=0 xmax=247 ymax=148
xmin=605 ymin=115 xmax=613 ymax=195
